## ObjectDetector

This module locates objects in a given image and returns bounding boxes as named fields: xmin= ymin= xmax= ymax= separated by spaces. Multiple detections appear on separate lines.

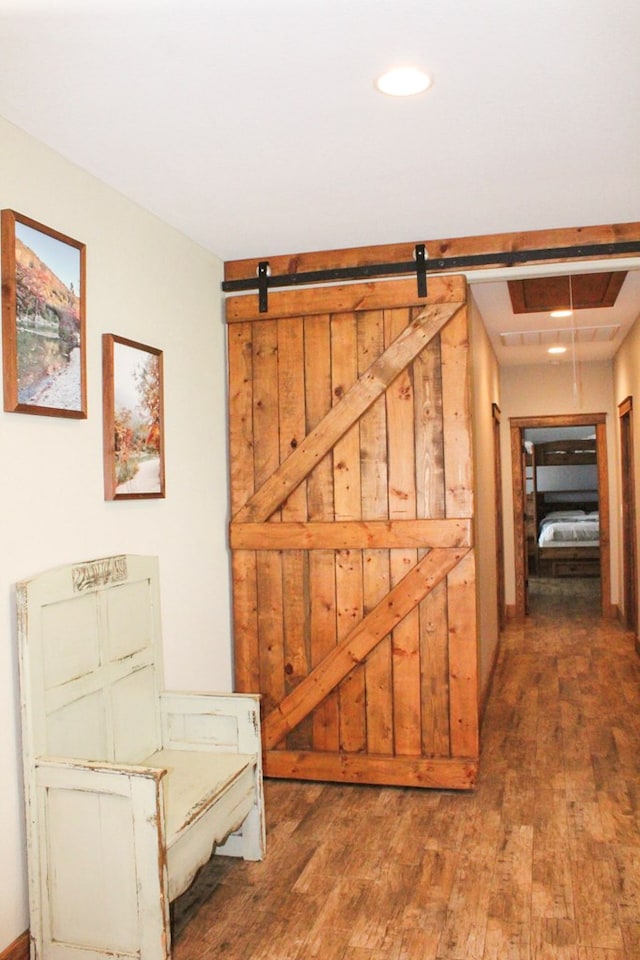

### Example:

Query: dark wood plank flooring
xmin=172 ymin=578 xmax=640 ymax=959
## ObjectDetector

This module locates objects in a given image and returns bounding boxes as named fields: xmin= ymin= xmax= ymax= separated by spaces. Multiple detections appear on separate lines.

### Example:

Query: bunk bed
xmin=532 ymin=437 xmax=600 ymax=577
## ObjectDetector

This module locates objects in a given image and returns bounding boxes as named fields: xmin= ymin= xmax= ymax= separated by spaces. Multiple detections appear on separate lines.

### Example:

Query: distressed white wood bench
xmin=16 ymin=554 xmax=265 ymax=960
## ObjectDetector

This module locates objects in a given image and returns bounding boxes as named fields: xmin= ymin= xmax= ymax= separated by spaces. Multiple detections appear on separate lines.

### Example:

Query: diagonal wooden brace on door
xmin=263 ymin=546 xmax=469 ymax=749
xmin=232 ymin=300 xmax=464 ymax=524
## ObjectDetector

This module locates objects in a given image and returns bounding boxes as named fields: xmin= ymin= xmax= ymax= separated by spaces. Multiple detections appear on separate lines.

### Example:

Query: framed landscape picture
xmin=1 ymin=209 xmax=86 ymax=417
xmin=102 ymin=334 xmax=165 ymax=500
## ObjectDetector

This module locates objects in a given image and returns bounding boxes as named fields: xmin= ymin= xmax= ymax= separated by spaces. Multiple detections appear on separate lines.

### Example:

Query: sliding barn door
xmin=226 ymin=275 xmax=478 ymax=790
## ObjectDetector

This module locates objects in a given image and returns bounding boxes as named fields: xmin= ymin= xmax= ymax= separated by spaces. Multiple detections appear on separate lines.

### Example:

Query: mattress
xmin=538 ymin=511 xmax=599 ymax=547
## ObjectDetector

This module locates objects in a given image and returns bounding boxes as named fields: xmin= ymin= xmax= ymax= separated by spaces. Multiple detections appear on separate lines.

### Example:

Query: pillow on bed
xmin=542 ymin=510 xmax=585 ymax=519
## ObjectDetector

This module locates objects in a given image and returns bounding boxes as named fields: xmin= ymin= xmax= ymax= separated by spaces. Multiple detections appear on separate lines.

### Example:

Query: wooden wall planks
xmin=223 ymin=221 xmax=640 ymax=285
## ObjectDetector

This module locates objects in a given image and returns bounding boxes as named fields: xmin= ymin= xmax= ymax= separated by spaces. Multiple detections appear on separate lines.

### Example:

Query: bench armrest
xmin=34 ymin=754 xmax=167 ymax=785
xmin=29 ymin=756 xmax=170 ymax=959
xmin=158 ymin=693 xmax=265 ymax=861
xmin=160 ymin=691 xmax=262 ymax=756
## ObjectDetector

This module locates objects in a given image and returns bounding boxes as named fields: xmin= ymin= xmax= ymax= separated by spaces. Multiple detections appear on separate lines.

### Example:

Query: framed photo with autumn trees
xmin=1 ymin=209 xmax=86 ymax=417
xmin=102 ymin=334 xmax=165 ymax=500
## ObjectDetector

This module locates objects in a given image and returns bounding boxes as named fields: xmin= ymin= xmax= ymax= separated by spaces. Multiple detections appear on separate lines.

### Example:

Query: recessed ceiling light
xmin=550 ymin=309 xmax=573 ymax=319
xmin=548 ymin=345 xmax=567 ymax=355
xmin=376 ymin=66 xmax=432 ymax=97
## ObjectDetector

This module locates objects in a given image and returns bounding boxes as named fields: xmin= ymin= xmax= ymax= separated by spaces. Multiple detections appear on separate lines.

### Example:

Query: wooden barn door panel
xmin=226 ymin=276 xmax=478 ymax=790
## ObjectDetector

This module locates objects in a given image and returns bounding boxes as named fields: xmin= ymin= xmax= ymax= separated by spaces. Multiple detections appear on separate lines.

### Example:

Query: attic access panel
xmin=507 ymin=272 xmax=627 ymax=314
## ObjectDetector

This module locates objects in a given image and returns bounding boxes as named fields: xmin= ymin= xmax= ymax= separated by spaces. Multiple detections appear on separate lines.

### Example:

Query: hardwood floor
xmin=172 ymin=579 xmax=640 ymax=959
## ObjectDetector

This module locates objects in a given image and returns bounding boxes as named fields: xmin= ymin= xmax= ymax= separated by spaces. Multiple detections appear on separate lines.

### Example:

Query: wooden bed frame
xmin=533 ymin=437 xmax=600 ymax=577
xmin=534 ymin=437 xmax=596 ymax=466
xmin=537 ymin=543 xmax=600 ymax=577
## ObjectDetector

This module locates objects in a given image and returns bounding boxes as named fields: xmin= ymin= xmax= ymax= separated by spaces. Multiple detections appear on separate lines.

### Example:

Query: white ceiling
xmin=472 ymin=264 xmax=640 ymax=366
xmin=1 ymin=0 xmax=639 ymax=365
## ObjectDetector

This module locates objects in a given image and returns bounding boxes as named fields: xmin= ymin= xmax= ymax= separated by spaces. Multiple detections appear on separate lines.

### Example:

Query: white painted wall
xmin=499 ymin=361 xmax=619 ymax=608
xmin=0 ymin=117 xmax=231 ymax=950
xmin=468 ymin=291 xmax=501 ymax=701
xmin=613 ymin=310 xmax=640 ymax=626
xmin=535 ymin=464 xmax=598 ymax=492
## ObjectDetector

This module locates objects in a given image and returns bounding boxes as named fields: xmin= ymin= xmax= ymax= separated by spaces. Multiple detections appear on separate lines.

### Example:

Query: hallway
xmin=172 ymin=580 xmax=640 ymax=959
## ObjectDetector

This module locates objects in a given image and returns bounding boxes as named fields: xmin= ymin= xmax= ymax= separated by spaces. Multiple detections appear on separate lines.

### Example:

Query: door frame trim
xmin=618 ymin=396 xmax=638 ymax=642
xmin=510 ymin=413 xmax=611 ymax=619
xmin=492 ymin=403 xmax=505 ymax=631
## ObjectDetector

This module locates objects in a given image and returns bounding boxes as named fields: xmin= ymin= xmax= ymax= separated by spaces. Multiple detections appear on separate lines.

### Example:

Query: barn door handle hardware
xmin=258 ymin=261 xmax=271 ymax=313
xmin=414 ymin=244 xmax=428 ymax=298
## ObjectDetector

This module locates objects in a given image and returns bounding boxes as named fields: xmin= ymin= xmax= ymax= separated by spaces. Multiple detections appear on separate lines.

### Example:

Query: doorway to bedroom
xmin=510 ymin=413 xmax=611 ymax=619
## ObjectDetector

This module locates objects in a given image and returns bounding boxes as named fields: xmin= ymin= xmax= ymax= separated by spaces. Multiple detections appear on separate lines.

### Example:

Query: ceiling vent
xmin=499 ymin=324 xmax=621 ymax=348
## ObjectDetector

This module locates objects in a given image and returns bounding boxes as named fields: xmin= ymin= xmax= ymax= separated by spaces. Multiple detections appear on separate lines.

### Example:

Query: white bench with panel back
xmin=16 ymin=553 xmax=265 ymax=960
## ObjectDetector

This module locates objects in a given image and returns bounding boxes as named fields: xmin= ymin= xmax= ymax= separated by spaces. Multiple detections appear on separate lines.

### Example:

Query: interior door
xmin=226 ymin=275 xmax=478 ymax=790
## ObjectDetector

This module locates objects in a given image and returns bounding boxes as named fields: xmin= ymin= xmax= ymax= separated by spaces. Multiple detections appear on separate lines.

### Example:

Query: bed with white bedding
xmin=537 ymin=510 xmax=600 ymax=577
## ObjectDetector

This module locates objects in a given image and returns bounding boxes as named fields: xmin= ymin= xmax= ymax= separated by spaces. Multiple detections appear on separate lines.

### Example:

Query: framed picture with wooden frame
xmin=102 ymin=333 xmax=165 ymax=500
xmin=1 ymin=209 xmax=87 ymax=417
